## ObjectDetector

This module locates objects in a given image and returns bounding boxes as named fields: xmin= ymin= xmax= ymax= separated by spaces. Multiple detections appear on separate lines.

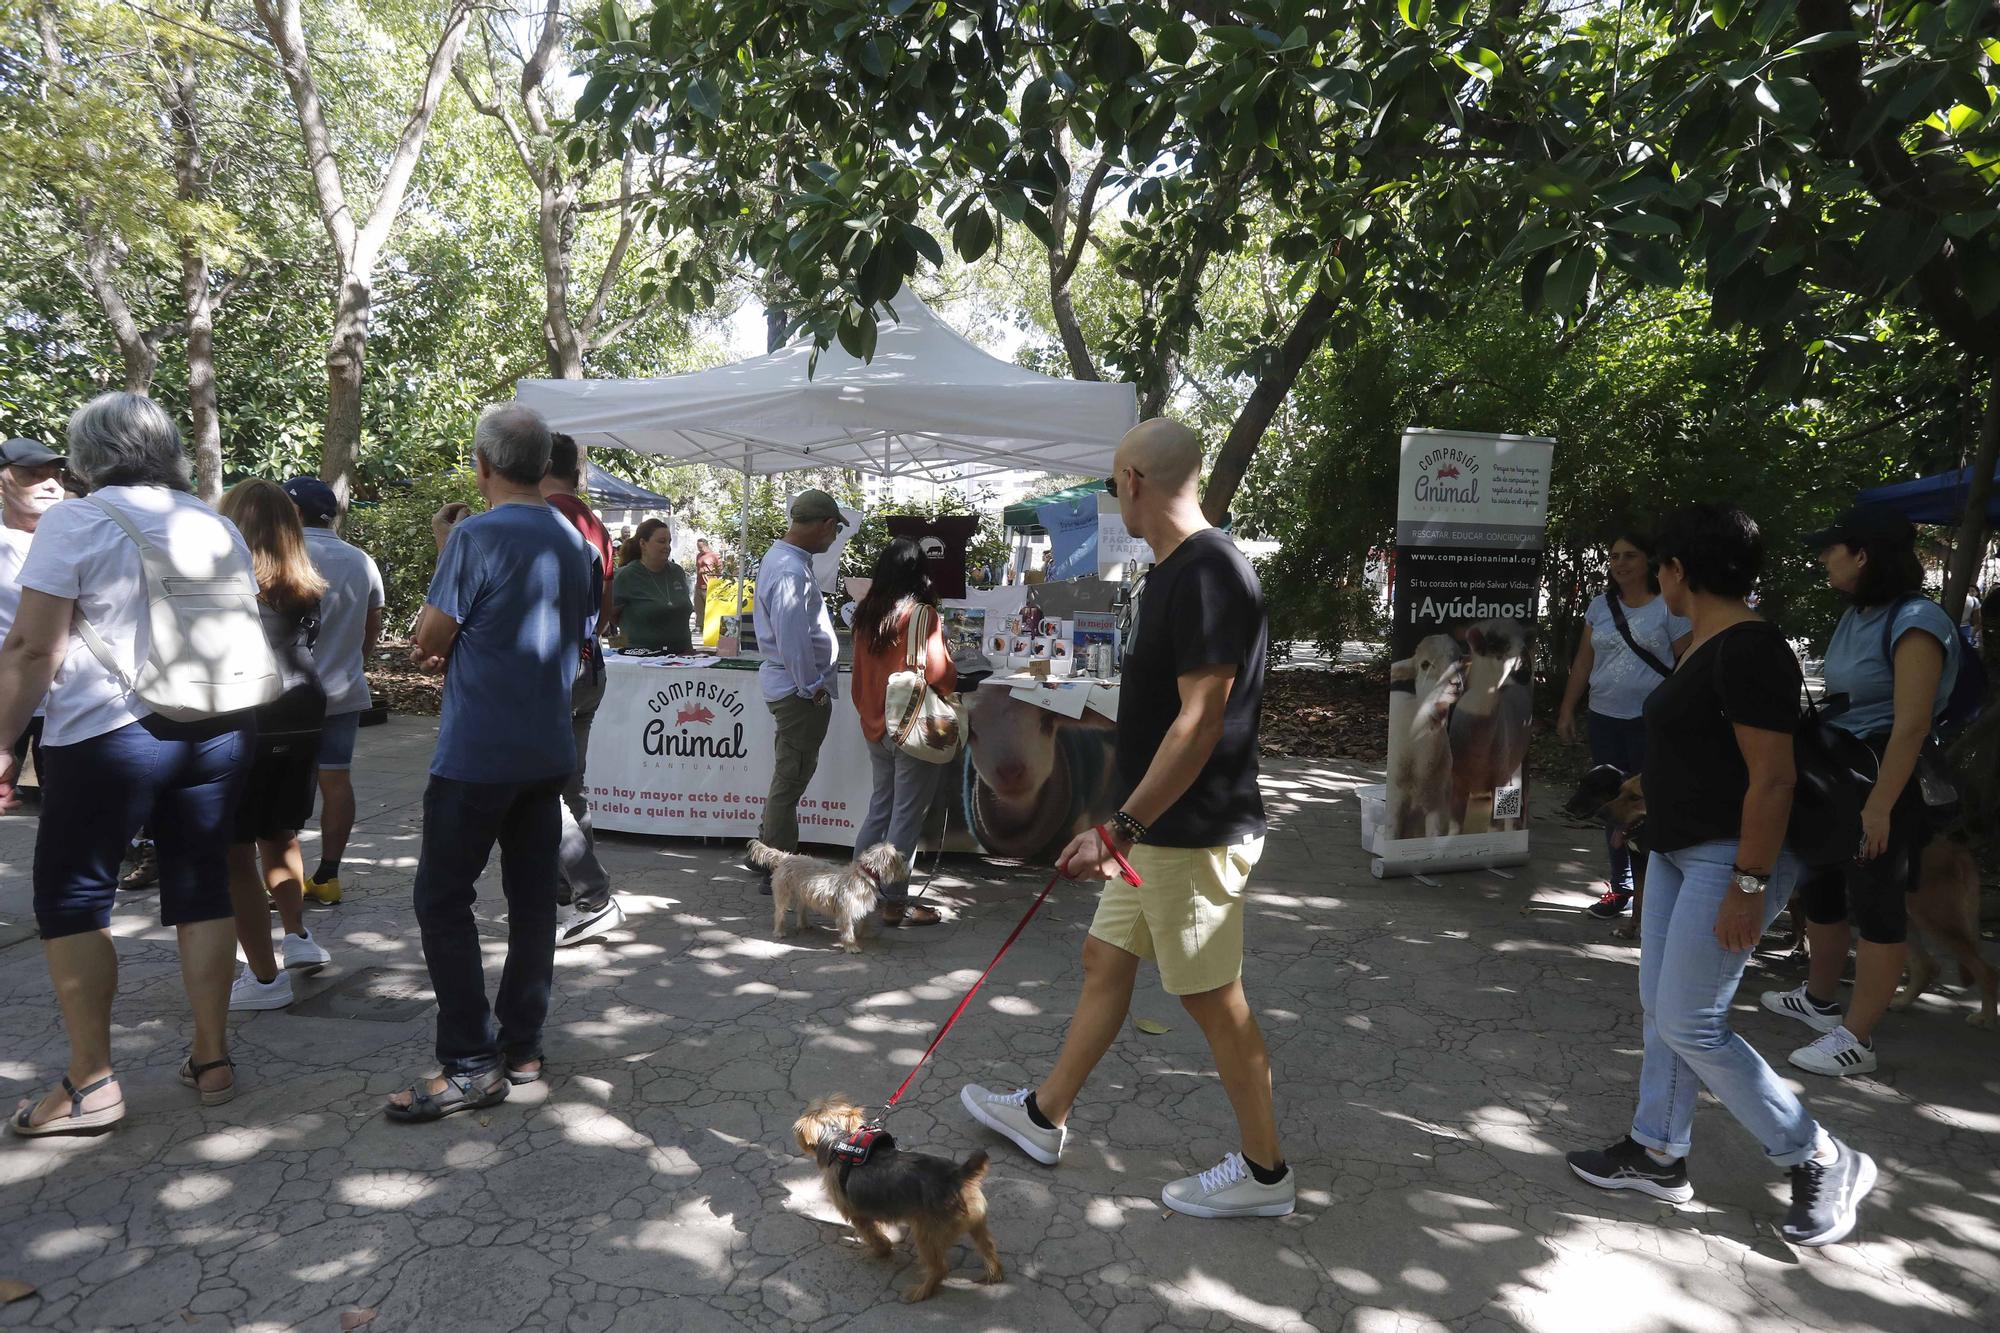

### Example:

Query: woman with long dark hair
xmin=216 ymin=478 xmax=331 ymax=1012
xmin=1565 ymin=503 xmax=1876 ymax=1247
xmin=1760 ymin=506 xmax=1956 ymax=1078
xmin=1557 ymin=529 xmax=1691 ymax=923
xmin=849 ymin=536 xmax=956 ymax=927
xmin=612 ymin=517 xmax=693 ymax=652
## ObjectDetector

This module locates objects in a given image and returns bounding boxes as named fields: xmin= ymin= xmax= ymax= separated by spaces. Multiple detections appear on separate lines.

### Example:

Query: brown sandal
xmin=884 ymin=904 xmax=943 ymax=927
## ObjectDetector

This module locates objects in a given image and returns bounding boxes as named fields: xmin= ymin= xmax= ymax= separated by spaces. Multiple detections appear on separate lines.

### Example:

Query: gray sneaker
xmin=1783 ymin=1137 xmax=1878 ymax=1246
xmin=960 ymin=1084 xmax=1065 ymax=1165
xmin=1161 ymin=1152 xmax=1296 ymax=1218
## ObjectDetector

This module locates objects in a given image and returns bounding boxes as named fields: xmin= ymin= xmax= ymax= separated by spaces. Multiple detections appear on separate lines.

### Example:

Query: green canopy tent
xmin=1003 ymin=478 xmax=1107 ymax=534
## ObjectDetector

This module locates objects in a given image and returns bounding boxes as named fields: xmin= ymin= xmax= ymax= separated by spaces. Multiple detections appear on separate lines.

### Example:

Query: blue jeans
xmin=412 ymin=775 xmax=564 ymax=1076
xmin=1631 ymin=840 xmax=1819 ymax=1165
xmin=852 ymin=735 xmax=944 ymax=905
xmin=1585 ymin=710 xmax=1648 ymax=891
xmin=34 ymin=714 xmax=250 ymax=938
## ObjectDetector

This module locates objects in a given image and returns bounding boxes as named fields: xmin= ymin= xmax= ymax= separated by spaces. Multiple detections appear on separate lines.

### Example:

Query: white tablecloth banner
xmin=587 ymin=660 xmax=871 ymax=845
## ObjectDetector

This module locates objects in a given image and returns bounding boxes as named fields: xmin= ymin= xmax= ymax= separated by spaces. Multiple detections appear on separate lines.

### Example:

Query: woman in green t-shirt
xmin=612 ymin=518 xmax=693 ymax=652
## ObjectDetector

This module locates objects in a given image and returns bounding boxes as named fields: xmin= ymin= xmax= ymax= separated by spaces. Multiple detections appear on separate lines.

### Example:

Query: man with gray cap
xmin=750 ymin=489 xmax=847 ymax=870
xmin=0 ymin=437 xmax=67 ymax=795
xmin=282 ymin=476 xmax=384 ymax=906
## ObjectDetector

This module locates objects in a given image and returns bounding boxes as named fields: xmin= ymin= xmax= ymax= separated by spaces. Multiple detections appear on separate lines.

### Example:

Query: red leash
xmin=877 ymin=829 xmax=1142 ymax=1117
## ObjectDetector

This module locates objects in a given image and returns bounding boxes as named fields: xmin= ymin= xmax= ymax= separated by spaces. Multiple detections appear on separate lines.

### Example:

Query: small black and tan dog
xmin=1566 ymin=764 xmax=1650 ymax=941
xmin=793 ymin=1096 xmax=1004 ymax=1302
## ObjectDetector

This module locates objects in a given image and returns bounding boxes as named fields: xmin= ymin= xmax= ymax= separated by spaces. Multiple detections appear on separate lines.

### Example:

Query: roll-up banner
xmin=1375 ymin=428 xmax=1555 ymax=879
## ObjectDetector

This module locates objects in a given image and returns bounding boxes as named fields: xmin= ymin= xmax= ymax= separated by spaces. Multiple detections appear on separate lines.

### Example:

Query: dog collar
xmin=858 ymin=866 xmax=884 ymax=896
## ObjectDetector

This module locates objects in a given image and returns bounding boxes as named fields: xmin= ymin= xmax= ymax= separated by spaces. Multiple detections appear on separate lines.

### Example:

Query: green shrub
xmin=343 ymin=468 xmax=482 ymax=628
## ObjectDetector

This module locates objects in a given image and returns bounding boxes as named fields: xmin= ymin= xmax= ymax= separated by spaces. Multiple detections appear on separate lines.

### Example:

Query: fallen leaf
xmin=1134 ymin=1018 xmax=1171 ymax=1034
xmin=339 ymin=1310 xmax=377 ymax=1330
xmin=180 ymin=1315 xmax=196 ymax=1325
xmin=0 ymin=1280 xmax=36 ymax=1303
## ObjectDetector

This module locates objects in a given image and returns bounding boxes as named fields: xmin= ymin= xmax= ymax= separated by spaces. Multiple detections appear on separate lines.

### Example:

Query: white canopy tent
xmin=516 ymin=289 xmax=1138 ymax=631
xmin=515 ymin=289 xmax=1138 ymax=486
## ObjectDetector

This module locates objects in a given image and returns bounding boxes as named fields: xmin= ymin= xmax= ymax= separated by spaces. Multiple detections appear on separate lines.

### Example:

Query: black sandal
xmin=383 ymin=1070 xmax=509 ymax=1123
xmin=179 ymin=1054 xmax=236 ymax=1107
xmin=10 ymin=1073 xmax=125 ymax=1137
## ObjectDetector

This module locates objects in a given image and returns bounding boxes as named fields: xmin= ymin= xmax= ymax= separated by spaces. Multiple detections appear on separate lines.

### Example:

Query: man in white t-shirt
xmin=282 ymin=477 xmax=384 ymax=906
xmin=0 ymin=437 xmax=68 ymax=796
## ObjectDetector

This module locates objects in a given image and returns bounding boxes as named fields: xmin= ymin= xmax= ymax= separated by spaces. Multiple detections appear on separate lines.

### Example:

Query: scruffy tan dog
xmin=1891 ymin=837 xmax=1998 ymax=1028
xmin=792 ymin=1095 xmax=1003 ymax=1302
xmin=750 ymin=840 xmax=906 ymax=952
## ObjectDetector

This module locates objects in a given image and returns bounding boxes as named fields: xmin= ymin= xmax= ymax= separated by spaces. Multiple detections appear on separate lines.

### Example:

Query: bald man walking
xmin=961 ymin=418 xmax=1292 ymax=1218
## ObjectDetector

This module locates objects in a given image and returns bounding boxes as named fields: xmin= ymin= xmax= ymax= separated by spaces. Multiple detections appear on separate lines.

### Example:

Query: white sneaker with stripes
xmin=1761 ymin=983 xmax=1843 ymax=1034
xmin=1789 ymin=1026 xmax=1877 ymax=1077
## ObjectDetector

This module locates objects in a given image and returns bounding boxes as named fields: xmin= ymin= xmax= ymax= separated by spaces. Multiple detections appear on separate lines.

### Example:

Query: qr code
xmin=1492 ymin=775 xmax=1523 ymax=821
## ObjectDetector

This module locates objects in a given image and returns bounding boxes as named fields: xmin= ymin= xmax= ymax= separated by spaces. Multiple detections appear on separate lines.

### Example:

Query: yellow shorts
xmin=1088 ymin=837 xmax=1264 ymax=996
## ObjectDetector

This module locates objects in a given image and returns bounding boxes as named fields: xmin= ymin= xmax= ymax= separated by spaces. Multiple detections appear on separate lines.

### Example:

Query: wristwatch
xmin=1731 ymin=868 xmax=1769 ymax=895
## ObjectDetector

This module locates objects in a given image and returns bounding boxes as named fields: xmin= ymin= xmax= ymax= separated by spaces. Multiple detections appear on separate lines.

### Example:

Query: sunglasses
xmin=1105 ymin=467 xmax=1144 ymax=499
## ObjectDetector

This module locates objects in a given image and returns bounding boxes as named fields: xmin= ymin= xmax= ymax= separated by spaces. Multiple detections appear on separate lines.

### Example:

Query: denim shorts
xmin=316 ymin=710 xmax=362 ymax=770
xmin=34 ymin=714 xmax=250 ymax=939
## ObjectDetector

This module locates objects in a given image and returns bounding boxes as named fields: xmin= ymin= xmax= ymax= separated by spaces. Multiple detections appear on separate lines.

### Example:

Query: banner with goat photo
xmin=1373 ymin=428 xmax=1555 ymax=878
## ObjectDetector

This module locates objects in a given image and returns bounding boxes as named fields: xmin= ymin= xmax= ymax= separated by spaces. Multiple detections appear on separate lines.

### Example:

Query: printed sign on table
xmin=589 ymin=661 xmax=1120 ymax=862
xmin=1378 ymin=427 xmax=1554 ymax=878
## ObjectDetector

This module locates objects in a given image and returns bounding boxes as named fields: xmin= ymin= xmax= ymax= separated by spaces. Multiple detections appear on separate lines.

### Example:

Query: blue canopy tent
xmin=1857 ymin=464 xmax=2000 ymax=525
xmin=584 ymin=461 xmax=674 ymax=511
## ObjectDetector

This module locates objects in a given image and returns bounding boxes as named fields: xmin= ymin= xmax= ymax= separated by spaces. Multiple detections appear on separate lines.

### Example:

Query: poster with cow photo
xmin=1378 ymin=427 xmax=1554 ymax=878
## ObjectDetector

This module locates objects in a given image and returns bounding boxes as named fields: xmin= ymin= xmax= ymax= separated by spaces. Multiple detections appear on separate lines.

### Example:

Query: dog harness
xmin=819 ymin=1124 xmax=895 ymax=1186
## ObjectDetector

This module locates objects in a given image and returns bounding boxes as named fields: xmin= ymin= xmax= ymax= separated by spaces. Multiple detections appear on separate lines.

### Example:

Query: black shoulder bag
xmin=1606 ymin=590 xmax=1672 ymax=678
xmin=1788 ymin=689 xmax=1876 ymax=869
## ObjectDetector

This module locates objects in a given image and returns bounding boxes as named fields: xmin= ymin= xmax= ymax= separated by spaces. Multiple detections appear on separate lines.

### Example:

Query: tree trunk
xmin=319 ymin=275 xmax=370 ymax=504
xmin=165 ymin=29 xmax=223 ymax=503
xmin=1943 ymin=350 xmax=1999 ymax=619
xmin=181 ymin=252 xmax=222 ymax=502
xmin=1200 ymin=286 xmax=1341 ymax=525
xmin=540 ymin=181 xmax=584 ymax=377
xmin=81 ymin=231 xmax=158 ymax=394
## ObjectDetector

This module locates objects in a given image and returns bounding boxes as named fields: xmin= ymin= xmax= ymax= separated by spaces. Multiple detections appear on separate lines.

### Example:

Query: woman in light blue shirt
xmin=1558 ymin=530 xmax=1691 ymax=924
xmin=1761 ymin=506 xmax=1953 ymax=1080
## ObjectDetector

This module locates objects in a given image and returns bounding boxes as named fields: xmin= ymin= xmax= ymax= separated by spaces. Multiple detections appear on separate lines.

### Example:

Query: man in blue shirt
xmin=386 ymin=404 xmax=596 ymax=1123
xmin=750 ymin=490 xmax=845 ymax=873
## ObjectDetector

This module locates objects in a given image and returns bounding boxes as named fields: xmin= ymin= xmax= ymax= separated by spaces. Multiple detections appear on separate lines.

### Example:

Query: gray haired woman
xmin=0 ymin=392 xmax=255 ymax=1135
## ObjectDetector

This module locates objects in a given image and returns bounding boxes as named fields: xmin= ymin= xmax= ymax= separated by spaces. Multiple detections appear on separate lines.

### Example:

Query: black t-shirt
xmin=1642 ymin=620 xmax=1801 ymax=852
xmin=884 ymin=515 xmax=980 ymax=598
xmin=1114 ymin=529 xmax=1267 ymax=847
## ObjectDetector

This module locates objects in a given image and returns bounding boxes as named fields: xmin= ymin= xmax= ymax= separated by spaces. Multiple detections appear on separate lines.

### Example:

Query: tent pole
xmin=737 ymin=450 xmax=751 ymax=640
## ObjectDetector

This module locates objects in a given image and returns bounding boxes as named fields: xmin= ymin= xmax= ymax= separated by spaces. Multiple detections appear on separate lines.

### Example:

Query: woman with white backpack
xmin=0 ymin=393 xmax=263 ymax=1135
xmin=848 ymin=536 xmax=959 ymax=928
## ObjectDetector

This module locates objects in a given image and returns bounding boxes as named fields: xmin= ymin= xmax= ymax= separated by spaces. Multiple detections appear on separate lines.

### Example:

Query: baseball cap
xmin=1802 ymin=504 xmax=1914 ymax=551
xmin=282 ymin=476 xmax=340 ymax=521
xmin=0 ymin=437 xmax=64 ymax=469
xmin=789 ymin=489 xmax=847 ymax=527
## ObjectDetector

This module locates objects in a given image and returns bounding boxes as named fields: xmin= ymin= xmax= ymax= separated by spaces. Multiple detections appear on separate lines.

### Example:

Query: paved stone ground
xmin=3 ymin=715 xmax=1997 ymax=1332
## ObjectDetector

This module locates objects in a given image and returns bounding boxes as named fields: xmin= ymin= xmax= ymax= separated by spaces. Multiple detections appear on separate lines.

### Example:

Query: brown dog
xmin=793 ymin=1096 xmax=1003 ymax=1302
xmin=1891 ymin=837 xmax=1998 ymax=1028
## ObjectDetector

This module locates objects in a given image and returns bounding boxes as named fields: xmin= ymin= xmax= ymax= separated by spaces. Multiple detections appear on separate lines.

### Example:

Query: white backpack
xmin=75 ymin=495 xmax=283 ymax=721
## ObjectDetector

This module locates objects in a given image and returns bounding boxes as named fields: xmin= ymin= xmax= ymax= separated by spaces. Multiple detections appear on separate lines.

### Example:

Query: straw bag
xmin=885 ymin=605 xmax=965 ymax=764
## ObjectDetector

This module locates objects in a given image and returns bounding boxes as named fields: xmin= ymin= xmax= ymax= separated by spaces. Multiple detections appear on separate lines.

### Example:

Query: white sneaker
xmin=1761 ymin=983 xmax=1843 ymax=1034
xmin=229 ymin=968 xmax=294 ymax=1012
xmin=556 ymin=897 xmax=625 ymax=947
xmin=1162 ymin=1152 xmax=1297 ymax=1218
xmin=1790 ymin=1026 xmax=1878 ymax=1078
xmin=281 ymin=929 xmax=331 ymax=972
xmin=960 ymin=1084 xmax=1066 ymax=1165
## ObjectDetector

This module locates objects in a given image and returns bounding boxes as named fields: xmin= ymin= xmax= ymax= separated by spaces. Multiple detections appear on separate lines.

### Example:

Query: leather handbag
xmin=885 ymin=605 xmax=966 ymax=764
